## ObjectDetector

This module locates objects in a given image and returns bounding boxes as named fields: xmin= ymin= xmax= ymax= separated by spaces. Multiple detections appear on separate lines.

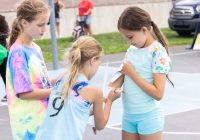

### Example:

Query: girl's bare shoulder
xmin=81 ymin=85 xmax=102 ymax=97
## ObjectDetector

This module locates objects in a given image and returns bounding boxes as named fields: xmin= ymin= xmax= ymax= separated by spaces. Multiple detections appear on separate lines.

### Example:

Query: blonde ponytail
xmin=61 ymin=36 xmax=103 ymax=100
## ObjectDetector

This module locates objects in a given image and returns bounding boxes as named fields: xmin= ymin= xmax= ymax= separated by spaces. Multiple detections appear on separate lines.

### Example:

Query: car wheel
xmin=177 ymin=31 xmax=191 ymax=36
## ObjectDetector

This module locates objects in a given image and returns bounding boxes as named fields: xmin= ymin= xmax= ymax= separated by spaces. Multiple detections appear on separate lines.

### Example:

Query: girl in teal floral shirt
xmin=109 ymin=6 xmax=173 ymax=140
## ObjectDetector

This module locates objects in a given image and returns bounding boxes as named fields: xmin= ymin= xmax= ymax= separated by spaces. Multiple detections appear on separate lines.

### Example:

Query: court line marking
xmin=107 ymin=123 xmax=121 ymax=127
xmin=100 ymin=64 xmax=200 ymax=75
xmin=105 ymin=127 xmax=200 ymax=135
xmin=170 ymin=51 xmax=200 ymax=56
xmin=106 ymin=107 xmax=200 ymax=128
xmin=0 ymin=119 xmax=8 ymax=122
xmin=165 ymin=107 xmax=200 ymax=116
xmin=163 ymin=132 xmax=200 ymax=135
xmin=170 ymin=72 xmax=200 ymax=75
xmin=101 ymin=60 xmax=122 ymax=65
xmin=106 ymin=126 xmax=121 ymax=130
xmin=101 ymin=51 xmax=200 ymax=65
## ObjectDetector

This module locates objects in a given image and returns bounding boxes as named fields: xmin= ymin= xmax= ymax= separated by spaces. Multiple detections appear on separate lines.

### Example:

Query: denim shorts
xmin=55 ymin=18 xmax=60 ymax=23
xmin=80 ymin=15 xmax=92 ymax=25
xmin=122 ymin=107 xmax=164 ymax=135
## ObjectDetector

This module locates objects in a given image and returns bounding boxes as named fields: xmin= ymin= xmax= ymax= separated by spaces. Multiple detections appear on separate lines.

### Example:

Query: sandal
xmin=1 ymin=95 xmax=7 ymax=102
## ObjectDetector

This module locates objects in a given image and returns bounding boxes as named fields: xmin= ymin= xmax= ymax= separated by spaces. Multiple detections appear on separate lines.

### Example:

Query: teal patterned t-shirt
xmin=122 ymin=41 xmax=171 ymax=114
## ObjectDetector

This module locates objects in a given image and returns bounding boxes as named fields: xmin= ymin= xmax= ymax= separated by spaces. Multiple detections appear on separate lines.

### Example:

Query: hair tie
xmin=76 ymin=47 xmax=81 ymax=52
xmin=151 ymin=21 xmax=154 ymax=26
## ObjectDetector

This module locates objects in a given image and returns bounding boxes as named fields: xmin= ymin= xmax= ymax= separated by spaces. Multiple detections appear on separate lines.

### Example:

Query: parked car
xmin=168 ymin=0 xmax=200 ymax=35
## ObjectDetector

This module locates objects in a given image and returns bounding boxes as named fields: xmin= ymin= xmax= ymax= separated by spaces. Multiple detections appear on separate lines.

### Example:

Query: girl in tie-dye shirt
xmin=6 ymin=0 xmax=62 ymax=139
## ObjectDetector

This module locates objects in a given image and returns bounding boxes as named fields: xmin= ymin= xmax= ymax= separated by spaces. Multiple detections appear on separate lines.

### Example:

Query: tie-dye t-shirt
xmin=122 ymin=41 xmax=171 ymax=114
xmin=6 ymin=42 xmax=51 ymax=140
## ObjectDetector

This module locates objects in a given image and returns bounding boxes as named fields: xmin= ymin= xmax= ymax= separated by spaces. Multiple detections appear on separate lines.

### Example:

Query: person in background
xmin=78 ymin=0 xmax=93 ymax=36
xmin=54 ymin=0 xmax=65 ymax=37
xmin=72 ymin=21 xmax=82 ymax=39
xmin=0 ymin=14 xmax=9 ymax=102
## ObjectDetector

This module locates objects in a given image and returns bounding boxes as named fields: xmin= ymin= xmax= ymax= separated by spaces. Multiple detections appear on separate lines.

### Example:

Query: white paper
xmin=90 ymin=63 xmax=123 ymax=127
xmin=110 ymin=64 xmax=123 ymax=83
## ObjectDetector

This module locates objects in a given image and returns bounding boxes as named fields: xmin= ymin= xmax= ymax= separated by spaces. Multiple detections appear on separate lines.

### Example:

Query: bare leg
xmin=72 ymin=31 xmax=77 ymax=38
xmin=87 ymin=24 xmax=92 ymax=36
xmin=77 ymin=30 xmax=81 ymax=38
xmin=56 ymin=22 xmax=60 ymax=37
xmin=84 ymin=27 xmax=89 ymax=36
xmin=122 ymin=130 xmax=140 ymax=140
xmin=139 ymin=131 xmax=162 ymax=140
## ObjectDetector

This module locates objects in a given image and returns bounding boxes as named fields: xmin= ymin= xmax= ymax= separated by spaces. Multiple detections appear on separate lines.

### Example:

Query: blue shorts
xmin=80 ymin=15 xmax=92 ymax=25
xmin=122 ymin=107 xmax=164 ymax=135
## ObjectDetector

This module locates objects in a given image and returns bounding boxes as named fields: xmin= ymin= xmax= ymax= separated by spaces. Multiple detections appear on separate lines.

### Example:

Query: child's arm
xmin=84 ymin=1 xmax=93 ymax=15
xmin=84 ymin=8 xmax=92 ymax=15
xmin=58 ymin=1 xmax=65 ymax=12
xmin=92 ymin=87 xmax=121 ymax=130
xmin=121 ymin=61 xmax=166 ymax=100
xmin=18 ymin=88 xmax=52 ymax=100
xmin=19 ymin=70 xmax=68 ymax=100
xmin=51 ymin=70 xmax=68 ymax=86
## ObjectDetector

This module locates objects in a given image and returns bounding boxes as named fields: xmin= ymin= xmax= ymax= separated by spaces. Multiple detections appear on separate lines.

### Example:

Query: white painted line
xmin=165 ymin=107 xmax=200 ymax=116
xmin=171 ymin=51 xmax=200 ymax=56
xmin=101 ymin=61 xmax=122 ymax=65
xmin=107 ymin=123 xmax=122 ymax=127
xmin=106 ymin=108 xmax=200 ymax=129
xmin=100 ymin=51 xmax=200 ymax=66
xmin=170 ymin=72 xmax=200 ymax=75
xmin=0 ymin=119 xmax=8 ymax=122
xmin=105 ymin=127 xmax=200 ymax=135
xmin=106 ymin=126 xmax=121 ymax=130
xmin=163 ymin=132 xmax=200 ymax=135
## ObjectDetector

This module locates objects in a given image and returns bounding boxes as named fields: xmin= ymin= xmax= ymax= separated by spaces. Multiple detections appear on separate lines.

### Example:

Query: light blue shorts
xmin=122 ymin=107 xmax=164 ymax=135
xmin=80 ymin=15 xmax=92 ymax=25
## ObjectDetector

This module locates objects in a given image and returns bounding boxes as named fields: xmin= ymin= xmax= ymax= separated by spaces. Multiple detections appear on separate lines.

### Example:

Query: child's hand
xmin=92 ymin=127 xmax=97 ymax=134
xmin=103 ymin=97 xmax=107 ymax=103
xmin=107 ymin=87 xmax=121 ymax=102
xmin=121 ymin=60 xmax=135 ymax=76
xmin=114 ymin=88 xmax=125 ymax=94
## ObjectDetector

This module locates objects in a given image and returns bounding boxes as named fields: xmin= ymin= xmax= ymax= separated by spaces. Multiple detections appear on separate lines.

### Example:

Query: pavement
xmin=0 ymin=45 xmax=200 ymax=140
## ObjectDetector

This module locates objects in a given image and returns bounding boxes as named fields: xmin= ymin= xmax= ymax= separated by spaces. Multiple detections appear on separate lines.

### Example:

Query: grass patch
xmin=161 ymin=28 xmax=193 ymax=46
xmin=34 ymin=28 xmax=194 ymax=62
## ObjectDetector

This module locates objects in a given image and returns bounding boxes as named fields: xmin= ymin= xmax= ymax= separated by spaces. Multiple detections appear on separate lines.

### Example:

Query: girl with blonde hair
xmin=35 ymin=36 xmax=121 ymax=140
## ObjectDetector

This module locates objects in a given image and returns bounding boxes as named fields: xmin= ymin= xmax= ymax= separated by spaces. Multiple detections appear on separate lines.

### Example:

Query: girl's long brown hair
xmin=118 ymin=6 xmax=174 ymax=87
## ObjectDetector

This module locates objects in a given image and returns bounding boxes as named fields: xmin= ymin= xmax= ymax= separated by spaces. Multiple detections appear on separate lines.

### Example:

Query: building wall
xmin=0 ymin=1 xmax=173 ymax=39
xmin=0 ymin=0 xmax=172 ymax=11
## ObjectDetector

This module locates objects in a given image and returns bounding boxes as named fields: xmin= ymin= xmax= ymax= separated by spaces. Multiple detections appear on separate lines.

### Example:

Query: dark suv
xmin=168 ymin=0 xmax=200 ymax=35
